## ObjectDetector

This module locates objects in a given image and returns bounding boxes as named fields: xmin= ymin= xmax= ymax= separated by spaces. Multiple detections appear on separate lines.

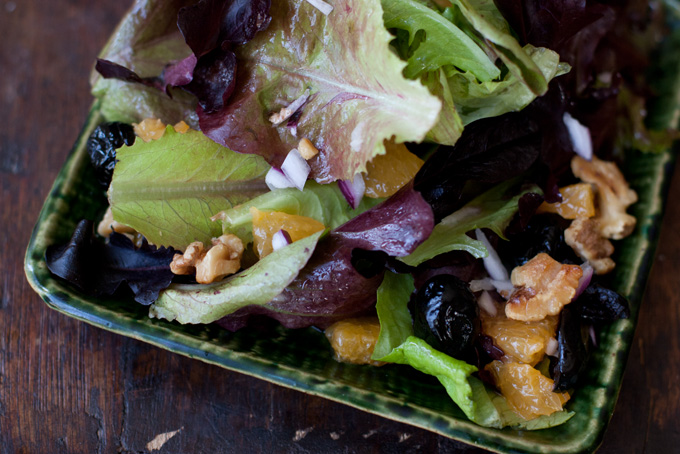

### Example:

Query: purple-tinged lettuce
xmin=91 ymin=0 xmax=198 ymax=125
xmin=334 ymin=182 xmax=434 ymax=257
xmin=199 ymin=0 xmax=441 ymax=183
xmin=46 ymin=220 xmax=176 ymax=305
xmin=177 ymin=0 xmax=272 ymax=57
xmin=171 ymin=0 xmax=272 ymax=113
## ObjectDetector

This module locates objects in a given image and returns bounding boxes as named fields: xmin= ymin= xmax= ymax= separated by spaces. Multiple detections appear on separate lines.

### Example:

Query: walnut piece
xmin=170 ymin=241 xmax=205 ymax=275
xmin=571 ymin=156 xmax=638 ymax=240
xmin=565 ymin=217 xmax=615 ymax=274
xmin=169 ymin=235 xmax=244 ymax=284
xmin=506 ymin=253 xmax=582 ymax=322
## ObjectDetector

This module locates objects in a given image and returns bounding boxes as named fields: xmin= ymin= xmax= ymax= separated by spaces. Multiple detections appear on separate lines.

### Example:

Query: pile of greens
xmin=47 ymin=0 xmax=674 ymax=430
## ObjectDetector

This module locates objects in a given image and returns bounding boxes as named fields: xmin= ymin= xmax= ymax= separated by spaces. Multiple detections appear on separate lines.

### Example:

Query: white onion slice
xmin=475 ymin=229 xmax=509 ymax=281
xmin=563 ymin=112 xmax=593 ymax=161
xmin=272 ymin=229 xmax=292 ymax=251
xmin=304 ymin=0 xmax=333 ymax=15
xmin=265 ymin=167 xmax=295 ymax=191
xmin=338 ymin=173 xmax=365 ymax=209
xmin=281 ymin=148 xmax=310 ymax=191
xmin=477 ymin=291 xmax=497 ymax=317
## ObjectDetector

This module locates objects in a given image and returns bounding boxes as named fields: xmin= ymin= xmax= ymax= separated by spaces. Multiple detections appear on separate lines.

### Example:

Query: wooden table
xmin=2 ymin=1 xmax=678 ymax=452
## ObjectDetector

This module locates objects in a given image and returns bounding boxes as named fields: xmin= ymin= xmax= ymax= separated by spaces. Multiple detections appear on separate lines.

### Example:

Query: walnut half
xmin=506 ymin=253 xmax=582 ymax=322
xmin=571 ymin=156 xmax=638 ymax=240
xmin=170 ymin=235 xmax=244 ymax=284
xmin=565 ymin=217 xmax=615 ymax=274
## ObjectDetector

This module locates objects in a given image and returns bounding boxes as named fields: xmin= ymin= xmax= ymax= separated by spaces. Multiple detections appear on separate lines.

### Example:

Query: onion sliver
xmin=281 ymin=148 xmax=310 ymax=191
xmin=477 ymin=291 xmax=497 ymax=317
xmin=265 ymin=167 xmax=295 ymax=190
xmin=475 ymin=229 xmax=509 ymax=281
xmin=272 ymin=229 xmax=292 ymax=251
xmin=563 ymin=112 xmax=593 ymax=161
xmin=338 ymin=173 xmax=365 ymax=209
xmin=574 ymin=262 xmax=594 ymax=299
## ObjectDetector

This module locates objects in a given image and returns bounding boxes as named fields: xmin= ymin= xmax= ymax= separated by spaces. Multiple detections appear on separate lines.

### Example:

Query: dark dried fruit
xmin=86 ymin=122 xmax=135 ymax=187
xmin=413 ymin=274 xmax=479 ymax=358
xmin=574 ymin=283 xmax=630 ymax=322
xmin=501 ymin=214 xmax=579 ymax=268
xmin=551 ymin=305 xmax=588 ymax=391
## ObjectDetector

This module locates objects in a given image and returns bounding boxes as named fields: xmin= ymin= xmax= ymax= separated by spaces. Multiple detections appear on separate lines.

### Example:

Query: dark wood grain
xmin=1 ymin=1 xmax=678 ymax=453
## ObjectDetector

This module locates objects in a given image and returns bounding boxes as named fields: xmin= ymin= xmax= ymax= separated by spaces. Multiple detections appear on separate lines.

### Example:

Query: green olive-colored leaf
xmin=109 ymin=127 xmax=270 ymax=249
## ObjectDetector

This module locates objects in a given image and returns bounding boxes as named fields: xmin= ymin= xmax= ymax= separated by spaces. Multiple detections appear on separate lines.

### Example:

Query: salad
xmin=44 ymin=0 xmax=676 ymax=431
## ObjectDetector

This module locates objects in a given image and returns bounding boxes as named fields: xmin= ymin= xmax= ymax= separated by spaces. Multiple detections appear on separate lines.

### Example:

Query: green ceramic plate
xmin=24 ymin=13 xmax=680 ymax=454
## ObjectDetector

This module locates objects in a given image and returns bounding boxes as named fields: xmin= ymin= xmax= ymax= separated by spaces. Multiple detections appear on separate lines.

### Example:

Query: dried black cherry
xmin=86 ymin=122 xmax=135 ymax=187
xmin=413 ymin=274 xmax=478 ymax=358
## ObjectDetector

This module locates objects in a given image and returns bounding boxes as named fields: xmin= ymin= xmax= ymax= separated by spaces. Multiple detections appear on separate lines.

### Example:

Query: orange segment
xmin=486 ymin=361 xmax=570 ymax=420
xmin=250 ymin=207 xmax=325 ymax=258
xmin=482 ymin=314 xmax=558 ymax=366
xmin=536 ymin=183 xmax=596 ymax=219
xmin=364 ymin=141 xmax=424 ymax=198
xmin=325 ymin=317 xmax=385 ymax=366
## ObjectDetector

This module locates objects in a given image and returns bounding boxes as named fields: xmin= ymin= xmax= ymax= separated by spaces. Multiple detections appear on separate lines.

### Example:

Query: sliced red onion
xmin=574 ymin=262 xmax=594 ymax=299
xmin=304 ymin=0 xmax=333 ymax=15
xmin=272 ymin=229 xmax=292 ymax=251
xmin=338 ymin=173 xmax=365 ymax=209
xmin=475 ymin=229 xmax=509 ymax=281
xmin=546 ymin=337 xmax=558 ymax=357
xmin=563 ymin=112 xmax=593 ymax=161
xmin=281 ymin=148 xmax=310 ymax=191
xmin=265 ymin=167 xmax=295 ymax=191
xmin=477 ymin=291 xmax=497 ymax=317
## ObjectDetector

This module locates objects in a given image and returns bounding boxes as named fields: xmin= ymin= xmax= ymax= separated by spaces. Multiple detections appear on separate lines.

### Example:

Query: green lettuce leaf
xmin=384 ymin=0 xmax=566 ymax=144
xmin=381 ymin=0 xmax=499 ymax=81
xmin=371 ymin=276 xmax=484 ymax=423
xmin=443 ymin=45 xmax=569 ymax=126
xmin=204 ymin=0 xmax=442 ymax=183
xmin=372 ymin=271 xmax=415 ymax=360
xmin=217 ymin=182 xmax=382 ymax=243
xmin=381 ymin=336 xmax=480 ymax=420
xmin=109 ymin=127 xmax=270 ymax=249
xmin=400 ymin=180 xmax=541 ymax=266
xmin=421 ymin=68 xmax=466 ymax=144
xmin=91 ymin=0 xmax=197 ymax=125
xmin=149 ymin=231 xmax=323 ymax=324
xmin=451 ymin=0 xmax=549 ymax=95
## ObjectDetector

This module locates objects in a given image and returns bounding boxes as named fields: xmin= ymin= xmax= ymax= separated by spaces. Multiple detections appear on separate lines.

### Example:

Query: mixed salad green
xmin=46 ymin=0 xmax=677 ymax=430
